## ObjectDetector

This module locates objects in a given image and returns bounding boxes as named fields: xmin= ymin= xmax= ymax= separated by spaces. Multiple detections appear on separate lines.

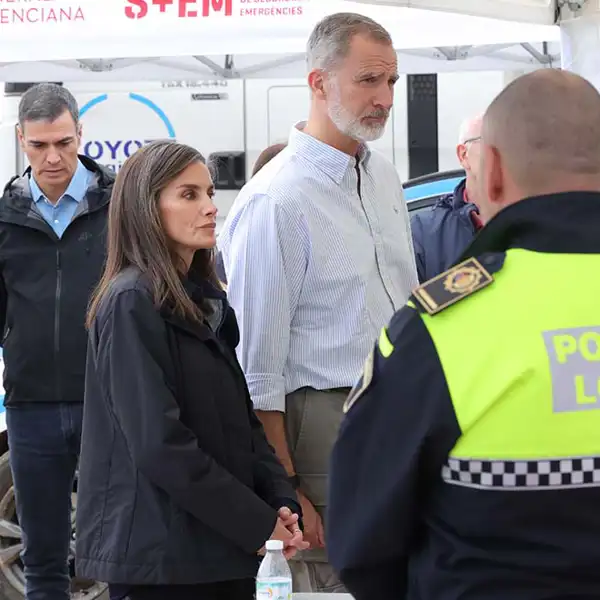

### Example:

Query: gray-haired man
xmin=0 ymin=83 xmax=114 ymax=600
xmin=219 ymin=13 xmax=418 ymax=593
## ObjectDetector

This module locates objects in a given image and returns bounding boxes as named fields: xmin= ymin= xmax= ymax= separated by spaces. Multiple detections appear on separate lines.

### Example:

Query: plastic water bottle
xmin=256 ymin=539 xmax=293 ymax=600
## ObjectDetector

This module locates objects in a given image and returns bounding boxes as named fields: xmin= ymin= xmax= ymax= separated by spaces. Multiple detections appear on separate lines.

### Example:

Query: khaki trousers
xmin=284 ymin=387 xmax=349 ymax=594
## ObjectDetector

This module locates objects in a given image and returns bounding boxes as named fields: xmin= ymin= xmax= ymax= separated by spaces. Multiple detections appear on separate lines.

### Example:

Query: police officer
xmin=327 ymin=69 xmax=600 ymax=600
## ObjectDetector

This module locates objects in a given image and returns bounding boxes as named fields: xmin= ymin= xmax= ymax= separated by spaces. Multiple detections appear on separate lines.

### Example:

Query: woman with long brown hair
xmin=75 ymin=140 xmax=306 ymax=600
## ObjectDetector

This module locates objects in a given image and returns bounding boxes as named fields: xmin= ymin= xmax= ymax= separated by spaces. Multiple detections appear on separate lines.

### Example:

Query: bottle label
xmin=256 ymin=579 xmax=292 ymax=600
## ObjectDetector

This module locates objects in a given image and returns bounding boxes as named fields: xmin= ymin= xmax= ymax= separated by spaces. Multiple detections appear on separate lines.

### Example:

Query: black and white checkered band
xmin=442 ymin=456 xmax=600 ymax=490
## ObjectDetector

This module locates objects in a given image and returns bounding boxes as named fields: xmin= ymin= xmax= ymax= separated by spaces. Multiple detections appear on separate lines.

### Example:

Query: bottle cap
xmin=266 ymin=540 xmax=284 ymax=551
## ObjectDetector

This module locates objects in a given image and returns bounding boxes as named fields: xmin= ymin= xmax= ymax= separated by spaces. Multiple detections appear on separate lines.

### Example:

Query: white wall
xmin=436 ymin=71 xmax=506 ymax=171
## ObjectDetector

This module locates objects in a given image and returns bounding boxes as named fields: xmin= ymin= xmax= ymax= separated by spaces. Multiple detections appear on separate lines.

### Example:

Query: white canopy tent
xmin=0 ymin=0 xmax=561 ymax=82
xmin=351 ymin=1 xmax=600 ymax=88
xmin=348 ymin=0 xmax=558 ymax=24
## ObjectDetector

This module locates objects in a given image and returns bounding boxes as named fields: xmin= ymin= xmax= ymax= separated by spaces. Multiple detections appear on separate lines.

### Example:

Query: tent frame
xmin=37 ymin=40 xmax=558 ymax=81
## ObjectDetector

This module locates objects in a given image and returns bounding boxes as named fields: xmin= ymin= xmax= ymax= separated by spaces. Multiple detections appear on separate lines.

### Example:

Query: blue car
xmin=403 ymin=168 xmax=465 ymax=214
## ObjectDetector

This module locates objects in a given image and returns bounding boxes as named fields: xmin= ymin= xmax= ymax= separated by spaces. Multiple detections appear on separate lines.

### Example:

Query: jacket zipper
xmin=55 ymin=249 xmax=62 ymax=401
xmin=354 ymin=157 xmax=394 ymax=308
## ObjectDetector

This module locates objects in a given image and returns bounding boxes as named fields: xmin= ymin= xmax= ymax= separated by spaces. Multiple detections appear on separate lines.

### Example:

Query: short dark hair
xmin=18 ymin=83 xmax=79 ymax=129
xmin=252 ymin=143 xmax=287 ymax=177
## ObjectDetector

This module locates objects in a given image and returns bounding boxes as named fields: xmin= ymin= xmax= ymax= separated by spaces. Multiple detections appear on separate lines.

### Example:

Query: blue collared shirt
xmin=29 ymin=160 xmax=91 ymax=238
xmin=218 ymin=124 xmax=418 ymax=412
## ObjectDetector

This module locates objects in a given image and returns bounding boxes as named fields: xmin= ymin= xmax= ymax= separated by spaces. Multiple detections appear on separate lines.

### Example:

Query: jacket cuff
xmin=244 ymin=505 xmax=279 ymax=555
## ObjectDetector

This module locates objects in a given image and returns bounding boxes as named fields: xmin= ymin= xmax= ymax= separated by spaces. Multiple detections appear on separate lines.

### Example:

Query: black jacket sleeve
xmin=95 ymin=289 xmax=277 ymax=554
xmin=247 ymin=405 xmax=301 ymax=516
xmin=0 ymin=273 xmax=6 ymax=339
xmin=327 ymin=305 xmax=460 ymax=600
xmin=410 ymin=213 xmax=427 ymax=283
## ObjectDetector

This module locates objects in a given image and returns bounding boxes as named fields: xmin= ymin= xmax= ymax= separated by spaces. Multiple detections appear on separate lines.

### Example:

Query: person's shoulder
xmin=107 ymin=267 xmax=149 ymax=294
xmin=79 ymin=155 xmax=115 ymax=185
xmin=410 ymin=194 xmax=454 ymax=229
xmin=409 ymin=253 xmax=507 ymax=319
xmin=0 ymin=174 xmax=28 ymax=206
xmin=248 ymin=151 xmax=314 ymax=203
xmin=94 ymin=268 xmax=155 ymax=326
xmin=224 ymin=154 xmax=310 ymax=229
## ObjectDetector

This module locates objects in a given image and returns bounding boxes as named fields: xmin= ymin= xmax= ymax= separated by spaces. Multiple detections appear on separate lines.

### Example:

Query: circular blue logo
xmin=79 ymin=92 xmax=176 ymax=138
xmin=78 ymin=92 xmax=176 ymax=172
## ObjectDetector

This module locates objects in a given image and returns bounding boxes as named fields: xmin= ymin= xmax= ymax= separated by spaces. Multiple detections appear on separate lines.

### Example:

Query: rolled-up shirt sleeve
xmin=221 ymin=193 xmax=309 ymax=412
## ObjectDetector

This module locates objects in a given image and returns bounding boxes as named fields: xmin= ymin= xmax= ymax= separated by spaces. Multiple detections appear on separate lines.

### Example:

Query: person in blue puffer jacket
xmin=411 ymin=115 xmax=484 ymax=283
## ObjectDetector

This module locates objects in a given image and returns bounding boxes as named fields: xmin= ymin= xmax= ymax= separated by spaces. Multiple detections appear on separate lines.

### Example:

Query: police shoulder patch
xmin=343 ymin=348 xmax=375 ymax=414
xmin=411 ymin=256 xmax=495 ymax=316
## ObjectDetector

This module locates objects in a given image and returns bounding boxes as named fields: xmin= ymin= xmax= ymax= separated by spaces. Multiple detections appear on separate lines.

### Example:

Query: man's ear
xmin=308 ymin=69 xmax=326 ymax=99
xmin=483 ymin=143 xmax=504 ymax=207
xmin=16 ymin=124 xmax=25 ymax=151
xmin=456 ymin=143 xmax=467 ymax=169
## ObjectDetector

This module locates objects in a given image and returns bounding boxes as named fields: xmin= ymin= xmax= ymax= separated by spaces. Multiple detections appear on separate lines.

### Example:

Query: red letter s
xmin=125 ymin=0 xmax=148 ymax=19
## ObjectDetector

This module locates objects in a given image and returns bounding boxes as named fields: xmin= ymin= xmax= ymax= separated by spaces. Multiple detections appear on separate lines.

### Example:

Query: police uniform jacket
xmin=328 ymin=192 xmax=600 ymax=600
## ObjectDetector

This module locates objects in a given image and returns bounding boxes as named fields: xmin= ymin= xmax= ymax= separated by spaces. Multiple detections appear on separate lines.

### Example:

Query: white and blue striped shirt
xmin=218 ymin=124 xmax=418 ymax=412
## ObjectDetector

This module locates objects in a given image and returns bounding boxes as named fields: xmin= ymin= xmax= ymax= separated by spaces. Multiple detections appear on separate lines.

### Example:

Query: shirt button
xmin=54 ymin=220 xmax=59 ymax=224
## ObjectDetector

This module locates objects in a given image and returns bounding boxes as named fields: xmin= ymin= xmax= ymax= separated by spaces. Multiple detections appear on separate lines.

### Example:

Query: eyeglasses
xmin=462 ymin=136 xmax=482 ymax=145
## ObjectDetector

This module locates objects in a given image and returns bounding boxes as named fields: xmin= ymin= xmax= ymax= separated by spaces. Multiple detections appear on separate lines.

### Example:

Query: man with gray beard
xmin=218 ymin=12 xmax=418 ymax=593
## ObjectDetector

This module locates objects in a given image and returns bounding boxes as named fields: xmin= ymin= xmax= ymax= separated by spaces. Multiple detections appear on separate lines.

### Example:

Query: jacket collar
xmin=460 ymin=191 xmax=600 ymax=261
xmin=0 ymin=155 xmax=114 ymax=230
xmin=163 ymin=274 xmax=229 ymax=341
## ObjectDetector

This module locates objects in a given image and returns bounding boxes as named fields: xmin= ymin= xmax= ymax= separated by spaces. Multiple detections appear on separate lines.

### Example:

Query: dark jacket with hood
xmin=76 ymin=267 xmax=300 ymax=584
xmin=410 ymin=179 xmax=481 ymax=283
xmin=0 ymin=155 xmax=114 ymax=405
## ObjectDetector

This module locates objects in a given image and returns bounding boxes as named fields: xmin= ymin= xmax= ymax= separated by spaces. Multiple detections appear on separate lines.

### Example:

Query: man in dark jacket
xmin=411 ymin=115 xmax=484 ymax=282
xmin=0 ymin=83 xmax=114 ymax=600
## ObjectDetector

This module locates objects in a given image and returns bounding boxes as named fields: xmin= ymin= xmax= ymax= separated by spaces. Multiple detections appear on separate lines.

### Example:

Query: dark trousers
xmin=7 ymin=403 xmax=83 ymax=600
xmin=108 ymin=579 xmax=255 ymax=600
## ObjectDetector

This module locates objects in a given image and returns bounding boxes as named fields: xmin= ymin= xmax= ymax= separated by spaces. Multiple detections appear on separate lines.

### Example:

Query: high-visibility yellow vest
xmin=396 ymin=248 xmax=600 ymax=487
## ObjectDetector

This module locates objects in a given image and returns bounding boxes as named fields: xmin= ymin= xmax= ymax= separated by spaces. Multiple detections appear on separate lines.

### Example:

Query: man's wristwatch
xmin=288 ymin=474 xmax=301 ymax=490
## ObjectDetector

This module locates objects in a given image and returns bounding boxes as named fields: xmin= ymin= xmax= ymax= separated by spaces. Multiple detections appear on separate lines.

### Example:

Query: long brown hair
xmin=87 ymin=140 xmax=215 ymax=328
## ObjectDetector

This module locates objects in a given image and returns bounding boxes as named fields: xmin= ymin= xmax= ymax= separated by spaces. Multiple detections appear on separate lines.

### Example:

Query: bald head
xmin=478 ymin=70 xmax=600 ymax=222
xmin=458 ymin=114 xmax=483 ymax=145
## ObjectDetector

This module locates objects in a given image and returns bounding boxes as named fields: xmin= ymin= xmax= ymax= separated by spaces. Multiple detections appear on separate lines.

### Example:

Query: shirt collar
xmin=287 ymin=122 xmax=371 ymax=185
xmin=30 ymin=159 xmax=90 ymax=204
xmin=460 ymin=192 xmax=600 ymax=260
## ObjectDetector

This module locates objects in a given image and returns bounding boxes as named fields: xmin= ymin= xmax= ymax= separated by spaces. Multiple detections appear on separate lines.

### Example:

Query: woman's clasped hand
xmin=259 ymin=507 xmax=310 ymax=560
